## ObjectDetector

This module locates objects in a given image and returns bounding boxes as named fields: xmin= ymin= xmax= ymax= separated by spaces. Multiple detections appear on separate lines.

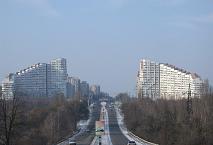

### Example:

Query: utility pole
xmin=187 ymin=84 xmax=193 ymax=121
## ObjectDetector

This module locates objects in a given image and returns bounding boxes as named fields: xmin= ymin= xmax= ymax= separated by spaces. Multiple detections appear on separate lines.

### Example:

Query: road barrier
xmin=90 ymin=136 xmax=98 ymax=145
xmin=115 ymin=104 xmax=158 ymax=145
xmin=55 ymin=130 xmax=80 ymax=145
xmin=128 ymin=132 xmax=158 ymax=145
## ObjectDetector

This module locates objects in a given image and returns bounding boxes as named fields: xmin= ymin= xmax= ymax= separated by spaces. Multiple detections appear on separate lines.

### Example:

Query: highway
xmin=108 ymin=106 xmax=129 ymax=145
xmin=58 ymin=102 xmax=156 ymax=145
xmin=75 ymin=103 xmax=101 ymax=145
xmin=57 ymin=103 xmax=100 ymax=145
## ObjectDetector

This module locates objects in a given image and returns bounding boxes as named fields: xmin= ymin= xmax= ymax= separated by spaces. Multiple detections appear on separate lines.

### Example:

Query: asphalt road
xmin=108 ymin=107 xmax=129 ymax=145
xmin=75 ymin=103 xmax=101 ymax=145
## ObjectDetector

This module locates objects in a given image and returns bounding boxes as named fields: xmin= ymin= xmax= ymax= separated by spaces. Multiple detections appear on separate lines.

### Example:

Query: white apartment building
xmin=1 ymin=73 xmax=15 ymax=99
xmin=136 ymin=59 xmax=204 ymax=99
xmin=1 ymin=58 xmax=68 ymax=98
xmin=136 ymin=59 xmax=160 ymax=99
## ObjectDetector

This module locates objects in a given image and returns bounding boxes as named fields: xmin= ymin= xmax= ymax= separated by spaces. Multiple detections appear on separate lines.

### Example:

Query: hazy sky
xmin=0 ymin=0 xmax=213 ymax=96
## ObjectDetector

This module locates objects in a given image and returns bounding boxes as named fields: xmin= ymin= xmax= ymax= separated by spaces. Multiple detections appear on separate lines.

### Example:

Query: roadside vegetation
xmin=118 ymin=92 xmax=213 ymax=145
xmin=0 ymin=95 xmax=89 ymax=145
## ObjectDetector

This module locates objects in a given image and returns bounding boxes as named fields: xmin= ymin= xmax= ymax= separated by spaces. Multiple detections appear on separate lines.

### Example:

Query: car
xmin=68 ymin=139 xmax=77 ymax=145
xmin=127 ymin=141 xmax=136 ymax=145
xmin=96 ymin=129 xmax=104 ymax=132
xmin=85 ymin=129 xmax=90 ymax=132
xmin=99 ymin=129 xmax=104 ymax=132
xmin=68 ymin=141 xmax=76 ymax=145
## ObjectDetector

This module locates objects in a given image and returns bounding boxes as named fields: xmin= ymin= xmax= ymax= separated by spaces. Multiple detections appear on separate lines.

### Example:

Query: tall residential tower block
xmin=2 ymin=58 xmax=68 ymax=98
xmin=136 ymin=59 xmax=204 ymax=99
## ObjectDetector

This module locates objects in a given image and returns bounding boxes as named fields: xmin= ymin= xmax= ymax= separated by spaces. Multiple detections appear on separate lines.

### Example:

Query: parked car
xmin=127 ymin=141 xmax=136 ymax=145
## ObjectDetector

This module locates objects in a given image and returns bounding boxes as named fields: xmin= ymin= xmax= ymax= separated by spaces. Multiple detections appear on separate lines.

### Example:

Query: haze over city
xmin=1 ymin=0 xmax=213 ymax=96
xmin=1 ymin=1 xmax=213 ymax=145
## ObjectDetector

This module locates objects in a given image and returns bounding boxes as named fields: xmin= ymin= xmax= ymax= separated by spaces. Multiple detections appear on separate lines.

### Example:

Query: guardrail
xmin=128 ymin=132 xmax=158 ymax=145
xmin=115 ymin=105 xmax=158 ymax=145
xmin=55 ymin=130 xmax=80 ymax=145
xmin=90 ymin=136 xmax=98 ymax=145
xmin=56 ymin=105 xmax=94 ymax=145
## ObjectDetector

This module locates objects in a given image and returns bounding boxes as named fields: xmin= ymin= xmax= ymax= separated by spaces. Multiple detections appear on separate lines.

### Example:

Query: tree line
xmin=0 ymin=94 xmax=89 ymax=145
xmin=119 ymin=93 xmax=213 ymax=145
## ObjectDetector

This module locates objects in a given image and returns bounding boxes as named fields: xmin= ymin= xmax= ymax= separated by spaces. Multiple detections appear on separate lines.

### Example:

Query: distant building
xmin=2 ymin=58 xmax=68 ymax=98
xmin=159 ymin=63 xmax=204 ymax=99
xmin=1 ymin=73 xmax=15 ymax=99
xmin=80 ymin=81 xmax=89 ymax=97
xmin=66 ymin=82 xmax=75 ymax=98
xmin=136 ymin=59 xmax=204 ymax=99
xmin=136 ymin=59 xmax=160 ymax=99
xmin=15 ymin=63 xmax=50 ymax=97
xmin=49 ymin=58 xmax=68 ymax=97
xmin=67 ymin=77 xmax=81 ymax=97
xmin=90 ymin=85 xmax=100 ymax=96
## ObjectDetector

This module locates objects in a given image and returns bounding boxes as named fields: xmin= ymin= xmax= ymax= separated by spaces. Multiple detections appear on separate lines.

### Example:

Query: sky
xmin=0 ymin=0 xmax=213 ymax=96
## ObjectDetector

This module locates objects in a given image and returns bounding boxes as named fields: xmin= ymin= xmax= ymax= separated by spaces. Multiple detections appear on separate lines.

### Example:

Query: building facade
xmin=1 ymin=58 xmax=68 ymax=99
xmin=80 ymin=81 xmax=89 ymax=97
xmin=67 ymin=77 xmax=81 ymax=96
xmin=136 ymin=59 xmax=204 ymax=99
xmin=90 ymin=85 xmax=101 ymax=96
xmin=15 ymin=63 xmax=49 ymax=97
xmin=49 ymin=58 xmax=68 ymax=97
xmin=66 ymin=82 xmax=75 ymax=98
xmin=136 ymin=59 xmax=160 ymax=99
xmin=1 ymin=73 xmax=15 ymax=99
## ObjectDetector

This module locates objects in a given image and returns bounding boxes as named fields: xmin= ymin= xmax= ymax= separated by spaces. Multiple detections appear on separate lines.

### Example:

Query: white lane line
xmin=103 ymin=107 xmax=113 ymax=145
xmin=91 ymin=102 xmax=113 ymax=145
xmin=90 ymin=136 xmax=98 ymax=145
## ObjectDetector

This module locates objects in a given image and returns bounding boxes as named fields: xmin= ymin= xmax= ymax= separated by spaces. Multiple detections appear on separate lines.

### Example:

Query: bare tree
xmin=0 ymin=95 xmax=21 ymax=145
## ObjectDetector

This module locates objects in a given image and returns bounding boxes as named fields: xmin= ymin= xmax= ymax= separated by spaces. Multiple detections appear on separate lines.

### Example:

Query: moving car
xmin=68 ymin=141 xmax=76 ymax=145
xmin=68 ymin=139 xmax=77 ymax=145
xmin=127 ymin=141 xmax=136 ymax=145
